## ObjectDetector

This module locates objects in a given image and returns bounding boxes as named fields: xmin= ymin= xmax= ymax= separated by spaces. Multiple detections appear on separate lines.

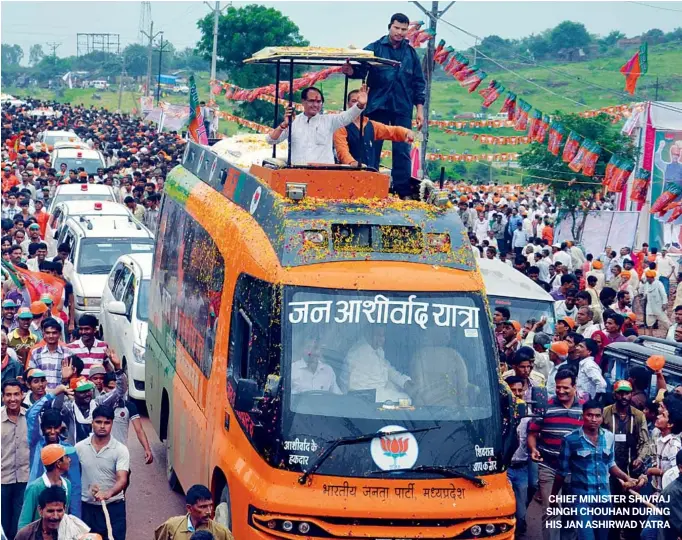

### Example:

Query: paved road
xmin=126 ymin=415 xmax=186 ymax=538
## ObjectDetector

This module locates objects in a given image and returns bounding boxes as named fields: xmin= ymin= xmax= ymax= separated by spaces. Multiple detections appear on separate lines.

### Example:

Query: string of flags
xmin=215 ymin=109 xmax=519 ymax=162
xmin=210 ymin=66 xmax=343 ymax=105
xmin=404 ymin=20 xmax=641 ymax=184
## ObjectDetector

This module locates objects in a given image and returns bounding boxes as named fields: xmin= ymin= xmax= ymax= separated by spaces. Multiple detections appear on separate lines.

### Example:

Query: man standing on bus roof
xmin=341 ymin=12 xmax=426 ymax=199
xmin=266 ymin=85 xmax=368 ymax=166
xmin=333 ymin=89 xmax=415 ymax=169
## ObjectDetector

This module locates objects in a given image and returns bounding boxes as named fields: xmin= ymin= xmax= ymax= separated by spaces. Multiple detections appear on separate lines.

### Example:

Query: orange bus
xmin=146 ymin=48 xmax=517 ymax=539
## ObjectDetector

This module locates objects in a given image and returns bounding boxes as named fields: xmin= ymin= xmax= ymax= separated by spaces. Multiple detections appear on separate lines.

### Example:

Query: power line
xmin=440 ymin=18 xmax=682 ymax=116
xmin=628 ymin=1 xmax=682 ymax=12
xmin=440 ymin=20 xmax=586 ymax=108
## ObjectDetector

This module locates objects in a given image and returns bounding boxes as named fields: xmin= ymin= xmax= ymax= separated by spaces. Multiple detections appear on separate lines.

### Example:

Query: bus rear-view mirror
xmin=235 ymin=378 xmax=260 ymax=413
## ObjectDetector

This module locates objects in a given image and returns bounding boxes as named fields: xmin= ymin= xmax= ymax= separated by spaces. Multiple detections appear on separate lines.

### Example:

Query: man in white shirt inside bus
xmin=291 ymin=336 xmax=341 ymax=395
xmin=346 ymin=325 xmax=414 ymax=403
xmin=266 ymin=85 xmax=368 ymax=165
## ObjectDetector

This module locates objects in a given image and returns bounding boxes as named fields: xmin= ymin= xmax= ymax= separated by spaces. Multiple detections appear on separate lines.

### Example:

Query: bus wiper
xmin=365 ymin=465 xmax=486 ymax=487
xmin=298 ymin=426 xmax=441 ymax=485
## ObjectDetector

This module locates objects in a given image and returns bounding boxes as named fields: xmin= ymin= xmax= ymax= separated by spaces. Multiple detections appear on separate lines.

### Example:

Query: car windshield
xmin=54 ymin=157 xmax=104 ymax=175
xmin=52 ymin=193 xmax=115 ymax=207
xmin=283 ymin=288 xmax=495 ymax=422
xmin=77 ymin=239 xmax=154 ymax=275
xmin=489 ymin=296 xmax=556 ymax=334
xmin=137 ymin=279 xmax=150 ymax=321
xmin=44 ymin=134 xmax=79 ymax=146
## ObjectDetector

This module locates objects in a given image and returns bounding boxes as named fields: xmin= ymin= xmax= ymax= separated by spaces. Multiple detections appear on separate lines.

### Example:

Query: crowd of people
xmin=1 ymin=15 xmax=682 ymax=537
xmin=465 ymin=193 xmax=682 ymax=540
xmin=0 ymin=101 xmax=235 ymax=539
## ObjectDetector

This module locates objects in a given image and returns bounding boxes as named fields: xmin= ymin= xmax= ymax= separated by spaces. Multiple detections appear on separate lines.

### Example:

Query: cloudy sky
xmin=2 ymin=0 xmax=681 ymax=63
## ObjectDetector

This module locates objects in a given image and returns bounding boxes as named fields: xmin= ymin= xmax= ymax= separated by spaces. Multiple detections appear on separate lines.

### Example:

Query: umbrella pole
xmin=287 ymin=59 xmax=294 ymax=167
xmin=273 ymin=60 xmax=280 ymax=159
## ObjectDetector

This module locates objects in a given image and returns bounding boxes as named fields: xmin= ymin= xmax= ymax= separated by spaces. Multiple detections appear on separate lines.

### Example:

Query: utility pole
xmin=46 ymin=42 xmax=61 ymax=64
xmin=155 ymin=34 xmax=171 ymax=106
xmin=205 ymin=2 xmax=230 ymax=82
xmin=141 ymin=21 xmax=162 ymax=97
xmin=654 ymin=76 xmax=660 ymax=101
xmin=117 ymin=60 xmax=126 ymax=113
xmin=410 ymin=1 xmax=455 ymax=166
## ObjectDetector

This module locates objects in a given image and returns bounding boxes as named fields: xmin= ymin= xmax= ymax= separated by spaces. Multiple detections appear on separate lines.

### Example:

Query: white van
xmin=91 ymin=80 xmax=109 ymax=90
xmin=58 ymin=215 xmax=154 ymax=321
xmin=47 ymin=183 xmax=116 ymax=214
xmin=36 ymin=130 xmax=81 ymax=149
xmin=47 ymin=200 xmax=133 ymax=257
xmin=478 ymin=258 xmax=556 ymax=332
xmin=100 ymin=253 xmax=152 ymax=401
xmin=51 ymin=148 xmax=106 ymax=177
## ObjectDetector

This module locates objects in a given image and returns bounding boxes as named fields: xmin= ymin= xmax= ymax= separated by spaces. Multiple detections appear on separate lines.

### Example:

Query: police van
xmin=58 ymin=215 xmax=154 ymax=321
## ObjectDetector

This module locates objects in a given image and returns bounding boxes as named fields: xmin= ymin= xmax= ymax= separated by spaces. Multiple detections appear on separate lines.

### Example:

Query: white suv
xmin=47 ymin=200 xmax=132 ymax=257
xmin=100 ymin=253 xmax=151 ymax=401
xmin=58 ymin=215 xmax=154 ymax=322
xmin=47 ymin=183 xmax=116 ymax=214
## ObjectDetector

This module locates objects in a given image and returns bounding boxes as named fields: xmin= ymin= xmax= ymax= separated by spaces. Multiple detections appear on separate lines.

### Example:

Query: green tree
xmin=520 ymin=33 xmax=551 ymax=61
xmin=598 ymin=30 xmax=625 ymax=50
xmin=548 ymin=21 xmax=592 ymax=55
xmin=123 ymin=44 xmax=149 ymax=78
xmin=174 ymin=47 xmax=209 ymax=71
xmin=642 ymin=28 xmax=665 ymax=44
xmin=665 ymin=28 xmax=682 ymax=42
xmin=2 ymin=43 xmax=24 ymax=66
xmin=28 ymin=44 xmax=44 ymax=66
xmin=196 ymin=4 xmax=308 ymax=87
xmin=195 ymin=4 xmax=308 ymax=123
xmin=31 ymin=56 xmax=72 ymax=83
xmin=518 ymin=112 xmax=635 ymax=237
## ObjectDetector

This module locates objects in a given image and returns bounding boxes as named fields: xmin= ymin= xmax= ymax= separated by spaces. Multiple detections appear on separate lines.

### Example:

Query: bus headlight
xmin=471 ymin=525 xmax=482 ymax=536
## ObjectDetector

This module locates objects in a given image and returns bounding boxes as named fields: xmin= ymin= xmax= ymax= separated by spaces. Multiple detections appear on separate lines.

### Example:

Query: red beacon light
xmin=94 ymin=202 xmax=102 ymax=210
xmin=80 ymin=184 xmax=88 ymax=191
xmin=77 ymin=152 xmax=83 ymax=158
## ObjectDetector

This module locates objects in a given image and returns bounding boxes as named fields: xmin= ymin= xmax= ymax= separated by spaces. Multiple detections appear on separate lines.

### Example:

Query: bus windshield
xmin=489 ymin=296 xmax=556 ymax=334
xmin=283 ymin=288 xmax=494 ymax=421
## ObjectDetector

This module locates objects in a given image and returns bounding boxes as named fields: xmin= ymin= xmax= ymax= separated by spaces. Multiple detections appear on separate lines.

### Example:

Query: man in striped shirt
xmin=528 ymin=369 xmax=583 ymax=540
xmin=66 ymin=315 xmax=108 ymax=377
xmin=27 ymin=319 xmax=73 ymax=390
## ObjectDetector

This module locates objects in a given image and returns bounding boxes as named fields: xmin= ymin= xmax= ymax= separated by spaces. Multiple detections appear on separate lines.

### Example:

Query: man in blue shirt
xmin=552 ymin=400 xmax=641 ymax=540
xmin=342 ymin=13 xmax=426 ymax=199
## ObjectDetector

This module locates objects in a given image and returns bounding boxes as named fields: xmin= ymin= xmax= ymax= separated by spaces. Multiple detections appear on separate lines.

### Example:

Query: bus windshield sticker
xmin=465 ymin=329 xmax=479 ymax=338
xmin=287 ymin=295 xmax=480 ymax=330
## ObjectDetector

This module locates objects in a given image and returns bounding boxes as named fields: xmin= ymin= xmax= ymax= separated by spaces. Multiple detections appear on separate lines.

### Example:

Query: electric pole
xmin=117 ymin=60 xmax=126 ymax=113
xmin=141 ymin=21 xmax=162 ymax=97
xmin=654 ymin=76 xmax=660 ymax=101
xmin=410 ymin=1 xmax=455 ymax=166
xmin=155 ymin=34 xmax=172 ymax=106
xmin=205 ymin=2 xmax=230 ymax=82
xmin=46 ymin=42 xmax=61 ymax=64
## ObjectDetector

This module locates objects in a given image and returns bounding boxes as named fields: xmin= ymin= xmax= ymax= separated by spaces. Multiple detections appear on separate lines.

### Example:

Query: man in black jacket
xmin=342 ymin=13 xmax=426 ymax=199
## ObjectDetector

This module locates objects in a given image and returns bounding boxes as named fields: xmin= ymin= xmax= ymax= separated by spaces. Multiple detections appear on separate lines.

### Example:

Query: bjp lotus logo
xmin=381 ymin=436 xmax=410 ymax=469
xmin=371 ymin=425 xmax=419 ymax=471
